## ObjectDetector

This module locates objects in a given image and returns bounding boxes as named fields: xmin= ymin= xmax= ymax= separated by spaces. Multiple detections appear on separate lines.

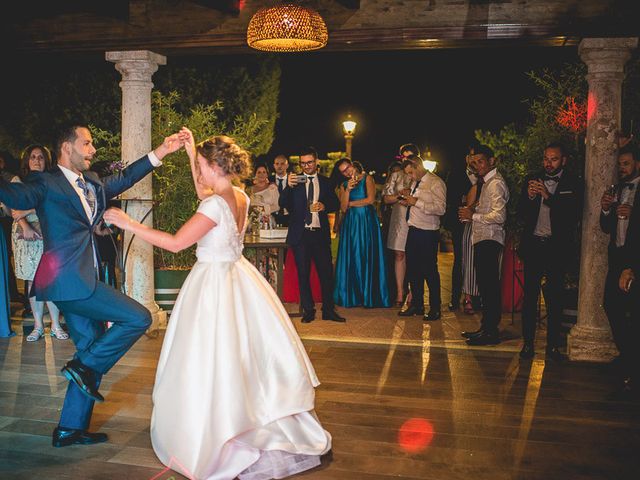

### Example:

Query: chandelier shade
xmin=247 ymin=3 xmax=328 ymax=52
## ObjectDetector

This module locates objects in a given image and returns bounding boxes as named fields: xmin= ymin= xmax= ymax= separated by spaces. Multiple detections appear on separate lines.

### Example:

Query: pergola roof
xmin=1 ymin=0 xmax=638 ymax=56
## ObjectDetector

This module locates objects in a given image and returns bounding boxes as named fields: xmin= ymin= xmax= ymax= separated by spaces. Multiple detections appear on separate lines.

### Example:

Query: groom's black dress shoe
xmin=322 ymin=310 xmax=346 ymax=322
xmin=61 ymin=359 xmax=104 ymax=403
xmin=52 ymin=427 xmax=108 ymax=447
xmin=301 ymin=311 xmax=316 ymax=323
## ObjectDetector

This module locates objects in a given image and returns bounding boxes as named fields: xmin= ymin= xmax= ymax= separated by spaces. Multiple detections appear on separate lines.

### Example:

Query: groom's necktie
xmin=76 ymin=177 xmax=96 ymax=217
xmin=277 ymin=177 xmax=285 ymax=193
xmin=305 ymin=176 xmax=315 ymax=225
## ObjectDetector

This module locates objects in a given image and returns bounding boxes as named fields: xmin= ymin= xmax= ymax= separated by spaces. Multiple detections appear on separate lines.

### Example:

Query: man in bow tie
xmin=600 ymin=144 xmax=640 ymax=394
xmin=517 ymin=142 xmax=582 ymax=361
xmin=279 ymin=146 xmax=345 ymax=323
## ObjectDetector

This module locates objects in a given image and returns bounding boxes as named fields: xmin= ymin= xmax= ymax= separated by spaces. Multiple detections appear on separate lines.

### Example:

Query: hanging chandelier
xmin=247 ymin=3 xmax=328 ymax=52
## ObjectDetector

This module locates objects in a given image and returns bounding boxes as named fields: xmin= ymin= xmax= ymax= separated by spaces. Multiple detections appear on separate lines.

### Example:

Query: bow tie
xmin=543 ymin=175 xmax=560 ymax=182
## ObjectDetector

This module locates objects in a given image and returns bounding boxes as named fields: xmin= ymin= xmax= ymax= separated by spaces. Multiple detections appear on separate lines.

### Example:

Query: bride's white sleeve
xmin=196 ymin=197 xmax=221 ymax=224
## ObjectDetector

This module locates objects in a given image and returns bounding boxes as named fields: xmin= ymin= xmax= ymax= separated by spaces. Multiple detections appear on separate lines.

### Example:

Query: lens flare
xmin=398 ymin=418 xmax=434 ymax=453
xmin=33 ymin=252 xmax=61 ymax=290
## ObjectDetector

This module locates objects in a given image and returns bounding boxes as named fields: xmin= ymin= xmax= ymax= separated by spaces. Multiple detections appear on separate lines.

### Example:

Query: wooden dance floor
xmin=1 ymin=254 xmax=639 ymax=479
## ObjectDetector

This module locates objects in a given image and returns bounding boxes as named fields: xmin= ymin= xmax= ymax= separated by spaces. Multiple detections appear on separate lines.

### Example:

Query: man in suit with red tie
xmin=279 ymin=147 xmax=344 ymax=324
xmin=517 ymin=143 xmax=583 ymax=361
xmin=601 ymin=144 xmax=640 ymax=394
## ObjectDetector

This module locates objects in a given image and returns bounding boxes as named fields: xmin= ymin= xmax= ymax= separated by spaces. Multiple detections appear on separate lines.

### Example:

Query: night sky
xmin=267 ymin=45 xmax=578 ymax=177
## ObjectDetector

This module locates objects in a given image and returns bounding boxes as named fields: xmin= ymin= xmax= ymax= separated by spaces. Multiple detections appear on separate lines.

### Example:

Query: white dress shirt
xmin=471 ymin=168 xmax=509 ymax=245
xmin=305 ymin=174 xmax=320 ymax=228
xmin=407 ymin=171 xmax=446 ymax=231
xmin=58 ymin=150 xmax=161 ymax=267
xmin=616 ymin=176 xmax=640 ymax=247
xmin=59 ymin=150 xmax=161 ymax=222
xmin=533 ymin=170 xmax=562 ymax=237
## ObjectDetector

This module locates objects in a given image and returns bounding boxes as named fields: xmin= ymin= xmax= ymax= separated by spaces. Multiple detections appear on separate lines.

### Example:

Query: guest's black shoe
xmin=466 ymin=331 xmax=500 ymax=346
xmin=424 ymin=310 xmax=441 ymax=321
xmin=61 ymin=359 xmax=104 ymax=403
xmin=447 ymin=302 xmax=459 ymax=312
xmin=545 ymin=346 xmax=567 ymax=362
xmin=519 ymin=343 xmax=535 ymax=359
xmin=52 ymin=427 xmax=108 ymax=448
xmin=322 ymin=310 xmax=346 ymax=322
xmin=461 ymin=328 xmax=483 ymax=339
xmin=398 ymin=305 xmax=424 ymax=317
xmin=301 ymin=311 xmax=316 ymax=323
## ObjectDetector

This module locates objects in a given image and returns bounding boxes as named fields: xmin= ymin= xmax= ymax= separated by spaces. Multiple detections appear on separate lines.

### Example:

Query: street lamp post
xmin=342 ymin=115 xmax=357 ymax=158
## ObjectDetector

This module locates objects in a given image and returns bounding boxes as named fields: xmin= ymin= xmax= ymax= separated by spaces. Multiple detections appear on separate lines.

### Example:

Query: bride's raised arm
xmin=180 ymin=126 xmax=214 ymax=200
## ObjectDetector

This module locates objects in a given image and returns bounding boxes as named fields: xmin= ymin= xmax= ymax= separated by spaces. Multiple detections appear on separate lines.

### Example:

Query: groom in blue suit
xmin=0 ymin=124 xmax=183 ymax=447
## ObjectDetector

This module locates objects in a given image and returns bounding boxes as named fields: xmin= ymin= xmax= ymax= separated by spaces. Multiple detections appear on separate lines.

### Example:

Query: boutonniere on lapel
xmin=107 ymin=159 xmax=126 ymax=174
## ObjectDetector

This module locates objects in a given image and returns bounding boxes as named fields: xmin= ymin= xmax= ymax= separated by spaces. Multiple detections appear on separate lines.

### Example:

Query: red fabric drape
xmin=501 ymin=238 xmax=524 ymax=312
xmin=282 ymin=249 xmax=323 ymax=303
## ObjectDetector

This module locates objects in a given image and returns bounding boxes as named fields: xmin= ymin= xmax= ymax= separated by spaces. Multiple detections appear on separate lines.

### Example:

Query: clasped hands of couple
xmin=103 ymin=127 xmax=194 ymax=228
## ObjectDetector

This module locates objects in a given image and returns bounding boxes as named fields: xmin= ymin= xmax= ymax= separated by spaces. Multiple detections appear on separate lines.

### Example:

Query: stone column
xmin=568 ymin=37 xmax=638 ymax=361
xmin=106 ymin=50 xmax=167 ymax=331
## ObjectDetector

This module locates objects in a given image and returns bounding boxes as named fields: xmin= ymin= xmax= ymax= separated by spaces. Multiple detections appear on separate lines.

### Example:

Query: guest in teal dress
xmin=333 ymin=158 xmax=390 ymax=308
xmin=0 ymin=225 xmax=15 ymax=337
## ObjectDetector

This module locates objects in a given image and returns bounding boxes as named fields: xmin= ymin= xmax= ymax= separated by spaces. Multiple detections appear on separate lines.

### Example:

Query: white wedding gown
xmin=150 ymin=191 xmax=332 ymax=480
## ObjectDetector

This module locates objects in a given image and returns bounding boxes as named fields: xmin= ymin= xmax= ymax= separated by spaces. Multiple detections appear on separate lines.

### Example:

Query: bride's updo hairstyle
xmin=196 ymin=135 xmax=252 ymax=180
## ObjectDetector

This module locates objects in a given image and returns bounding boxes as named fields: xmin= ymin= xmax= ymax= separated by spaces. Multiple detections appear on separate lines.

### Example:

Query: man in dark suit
xmin=279 ymin=146 xmax=345 ymax=323
xmin=0 ymin=123 xmax=183 ymax=447
xmin=517 ymin=142 xmax=582 ymax=361
xmin=617 ymin=211 xmax=639 ymax=396
xmin=601 ymin=144 xmax=640 ymax=392
xmin=272 ymin=154 xmax=290 ymax=226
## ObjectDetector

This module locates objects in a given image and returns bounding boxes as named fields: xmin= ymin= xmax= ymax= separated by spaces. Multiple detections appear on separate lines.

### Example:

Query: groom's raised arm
xmin=0 ymin=174 xmax=46 ymax=211
xmin=102 ymin=133 xmax=183 ymax=199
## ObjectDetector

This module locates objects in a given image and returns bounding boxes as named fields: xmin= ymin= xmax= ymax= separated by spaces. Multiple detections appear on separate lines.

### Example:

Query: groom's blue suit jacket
xmin=0 ymin=156 xmax=154 ymax=302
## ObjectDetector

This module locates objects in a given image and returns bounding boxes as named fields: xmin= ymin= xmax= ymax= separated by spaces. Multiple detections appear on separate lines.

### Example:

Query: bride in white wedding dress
xmin=103 ymin=128 xmax=331 ymax=480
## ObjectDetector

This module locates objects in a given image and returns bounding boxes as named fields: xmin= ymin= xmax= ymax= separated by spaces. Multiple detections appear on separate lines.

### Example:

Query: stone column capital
xmin=106 ymin=50 xmax=167 ymax=83
xmin=579 ymin=37 xmax=638 ymax=74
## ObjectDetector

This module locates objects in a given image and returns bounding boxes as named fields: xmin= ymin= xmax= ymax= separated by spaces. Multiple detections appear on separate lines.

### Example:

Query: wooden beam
xmin=191 ymin=0 xmax=241 ymax=15
xmin=335 ymin=0 xmax=360 ymax=9
xmin=9 ymin=0 xmax=130 ymax=21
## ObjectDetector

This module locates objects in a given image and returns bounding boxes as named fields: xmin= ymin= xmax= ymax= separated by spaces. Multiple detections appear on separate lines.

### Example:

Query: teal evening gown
xmin=0 ymin=226 xmax=15 ymax=337
xmin=334 ymin=174 xmax=390 ymax=308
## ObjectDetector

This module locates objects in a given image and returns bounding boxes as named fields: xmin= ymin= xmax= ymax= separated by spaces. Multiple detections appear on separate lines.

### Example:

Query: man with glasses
xmin=279 ymin=147 xmax=345 ymax=323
